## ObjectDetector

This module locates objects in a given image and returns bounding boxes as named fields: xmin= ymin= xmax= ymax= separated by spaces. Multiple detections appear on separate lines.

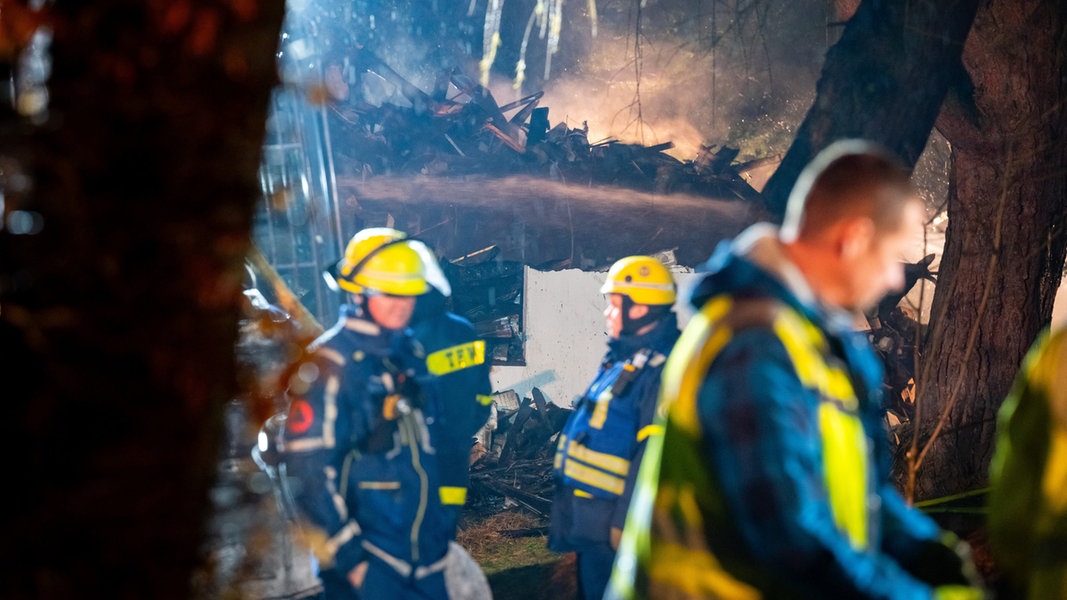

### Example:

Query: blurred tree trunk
xmin=760 ymin=0 xmax=979 ymax=215
xmin=912 ymin=0 xmax=1067 ymax=501
xmin=762 ymin=0 xmax=1067 ymax=504
xmin=0 ymin=1 xmax=283 ymax=598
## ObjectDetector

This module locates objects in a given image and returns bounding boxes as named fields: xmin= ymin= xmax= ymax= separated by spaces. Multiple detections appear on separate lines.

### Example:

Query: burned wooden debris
xmin=465 ymin=389 xmax=572 ymax=521
xmin=326 ymin=49 xmax=762 ymax=202
xmin=443 ymin=251 xmax=526 ymax=364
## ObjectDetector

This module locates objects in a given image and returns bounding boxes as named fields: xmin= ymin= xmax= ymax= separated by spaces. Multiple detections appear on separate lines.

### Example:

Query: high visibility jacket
xmin=990 ymin=326 xmax=1067 ymax=600
xmin=550 ymin=314 xmax=679 ymax=550
xmin=282 ymin=306 xmax=453 ymax=592
xmin=609 ymin=225 xmax=959 ymax=600
xmin=410 ymin=291 xmax=493 ymax=535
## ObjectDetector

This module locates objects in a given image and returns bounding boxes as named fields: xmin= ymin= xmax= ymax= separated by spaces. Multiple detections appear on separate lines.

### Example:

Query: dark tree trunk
xmin=912 ymin=0 xmax=1067 ymax=501
xmin=0 ymin=1 xmax=284 ymax=598
xmin=760 ymin=0 xmax=979 ymax=215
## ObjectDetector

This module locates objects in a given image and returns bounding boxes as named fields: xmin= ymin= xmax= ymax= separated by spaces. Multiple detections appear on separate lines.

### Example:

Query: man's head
xmin=330 ymin=228 xmax=430 ymax=330
xmin=600 ymin=255 xmax=676 ymax=339
xmin=780 ymin=140 xmax=924 ymax=312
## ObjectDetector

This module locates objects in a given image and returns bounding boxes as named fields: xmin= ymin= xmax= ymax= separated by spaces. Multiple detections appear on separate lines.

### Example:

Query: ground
xmin=456 ymin=510 xmax=576 ymax=600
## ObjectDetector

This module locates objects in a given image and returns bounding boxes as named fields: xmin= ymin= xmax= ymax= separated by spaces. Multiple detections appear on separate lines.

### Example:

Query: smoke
xmin=486 ymin=0 xmax=831 ymax=162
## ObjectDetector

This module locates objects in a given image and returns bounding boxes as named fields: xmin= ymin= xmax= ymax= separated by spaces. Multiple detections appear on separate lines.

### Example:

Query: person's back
xmin=608 ymin=140 xmax=983 ymax=600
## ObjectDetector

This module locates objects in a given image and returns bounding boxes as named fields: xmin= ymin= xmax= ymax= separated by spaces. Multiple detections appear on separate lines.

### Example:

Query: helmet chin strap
xmin=620 ymin=296 xmax=665 ymax=336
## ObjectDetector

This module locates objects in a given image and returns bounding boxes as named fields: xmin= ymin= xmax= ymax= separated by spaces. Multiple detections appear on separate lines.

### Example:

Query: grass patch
xmin=456 ymin=509 xmax=577 ymax=600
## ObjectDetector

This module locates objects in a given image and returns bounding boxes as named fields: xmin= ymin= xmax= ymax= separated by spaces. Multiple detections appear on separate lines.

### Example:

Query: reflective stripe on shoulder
xmin=661 ymin=295 xmax=734 ymax=436
xmin=476 ymin=394 xmax=494 ymax=406
xmin=426 ymin=340 xmax=486 ymax=375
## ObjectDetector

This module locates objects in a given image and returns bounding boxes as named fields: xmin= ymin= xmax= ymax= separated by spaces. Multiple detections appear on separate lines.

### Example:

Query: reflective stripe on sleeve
xmin=439 ymin=486 xmax=468 ymax=505
xmin=426 ymin=340 xmax=486 ymax=375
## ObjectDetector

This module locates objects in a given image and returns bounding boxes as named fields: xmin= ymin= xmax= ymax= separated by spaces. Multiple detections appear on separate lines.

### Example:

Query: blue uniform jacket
xmin=282 ymin=305 xmax=452 ymax=578
xmin=410 ymin=291 xmax=493 ymax=535
xmin=549 ymin=313 xmax=680 ymax=551
xmin=608 ymin=225 xmax=963 ymax=600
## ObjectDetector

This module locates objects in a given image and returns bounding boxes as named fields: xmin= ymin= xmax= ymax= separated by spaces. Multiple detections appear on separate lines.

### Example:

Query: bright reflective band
xmin=439 ymin=486 xmax=468 ymax=505
xmin=818 ymin=402 xmax=869 ymax=550
xmin=567 ymin=441 xmax=632 ymax=476
xmin=359 ymin=481 xmax=401 ymax=490
xmin=564 ymin=457 xmax=626 ymax=495
xmin=636 ymin=423 xmax=664 ymax=442
xmin=426 ymin=340 xmax=486 ymax=375
xmin=590 ymin=393 xmax=612 ymax=429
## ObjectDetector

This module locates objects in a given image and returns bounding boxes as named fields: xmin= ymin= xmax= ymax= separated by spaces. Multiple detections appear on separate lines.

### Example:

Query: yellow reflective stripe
xmin=359 ymin=481 xmax=401 ymax=490
xmin=662 ymin=296 xmax=734 ymax=435
xmin=772 ymin=306 xmax=869 ymax=548
xmin=646 ymin=541 xmax=762 ymax=600
xmin=574 ymin=489 xmax=594 ymax=498
xmin=1044 ymin=426 xmax=1067 ymax=513
xmin=637 ymin=424 xmax=664 ymax=442
xmin=772 ymin=310 xmax=823 ymax=391
xmin=564 ymin=459 xmax=626 ymax=495
xmin=426 ymin=340 xmax=486 ymax=376
xmin=590 ymin=393 xmax=612 ymax=429
xmin=554 ymin=434 xmax=567 ymax=469
xmin=476 ymin=394 xmax=494 ymax=406
xmin=646 ymin=483 xmax=758 ymax=598
xmin=567 ymin=441 xmax=632 ymax=476
xmin=818 ymin=401 xmax=869 ymax=550
xmin=439 ymin=486 xmax=468 ymax=505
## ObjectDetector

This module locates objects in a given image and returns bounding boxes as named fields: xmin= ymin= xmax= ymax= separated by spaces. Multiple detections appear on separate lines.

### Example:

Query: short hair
xmin=780 ymin=139 xmax=920 ymax=242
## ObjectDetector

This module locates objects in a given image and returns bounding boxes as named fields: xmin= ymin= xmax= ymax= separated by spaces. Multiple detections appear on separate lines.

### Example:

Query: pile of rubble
xmin=465 ymin=389 xmax=572 ymax=525
xmin=325 ymin=50 xmax=763 ymax=202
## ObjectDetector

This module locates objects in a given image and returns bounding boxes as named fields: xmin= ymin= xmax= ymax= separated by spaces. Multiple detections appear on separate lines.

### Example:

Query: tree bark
xmin=0 ymin=1 xmax=284 ymax=598
xmin=760 ymin=0 xmax=979 ymax=216
xmin=912 ymin=0 xmax=1067 ymax=501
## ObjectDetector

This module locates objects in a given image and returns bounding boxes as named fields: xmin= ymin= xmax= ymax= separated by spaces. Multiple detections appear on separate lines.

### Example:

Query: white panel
xmin=490 ymin=266 xmax=702 ymax=407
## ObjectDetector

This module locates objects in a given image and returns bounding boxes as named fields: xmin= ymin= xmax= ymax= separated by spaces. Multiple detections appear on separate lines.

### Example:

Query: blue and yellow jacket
xmin=282 ymin=305 xmax=453 ymax=580
xmin=549 ymin=313 xmax=680 ymax=551
xmin=411 ymin=290 xmax=494 ymax=536
xmin=609 ymin=225 xmax=963 ymax=600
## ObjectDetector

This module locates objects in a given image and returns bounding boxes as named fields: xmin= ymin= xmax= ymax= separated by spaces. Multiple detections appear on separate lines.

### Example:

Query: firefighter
xmin=989 ymin=325 xmax=1067 ymax=600
xmin=608 ymin=140 xmax=984 ymax=600
xmin=341 ymin=227 xmax=494 ymax=597
xmin=549 ymin=255 xmax=681 ymax=600
xmin=281 ymin=229 xmax=461 ymax=600
xmin=337 ymin=227 xmax=494 ymax=538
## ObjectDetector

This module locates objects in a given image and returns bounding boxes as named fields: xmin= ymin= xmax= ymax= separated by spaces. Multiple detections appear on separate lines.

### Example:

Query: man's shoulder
xmin=412 ymin=311 xmax=480 ymax=348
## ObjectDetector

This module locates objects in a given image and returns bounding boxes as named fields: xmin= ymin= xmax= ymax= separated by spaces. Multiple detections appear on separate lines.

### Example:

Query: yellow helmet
xmin=599 ymin=255 xmax=676 ymax=305
xmin=333 ymin=229 xmax=429 ymax=296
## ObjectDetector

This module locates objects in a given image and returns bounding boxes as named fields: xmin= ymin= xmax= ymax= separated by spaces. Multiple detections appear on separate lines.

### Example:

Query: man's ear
xmin=838 ymin=216 xmax=875 ymax=260
xmin=629 ymin=303 xmax=650 ymax=320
